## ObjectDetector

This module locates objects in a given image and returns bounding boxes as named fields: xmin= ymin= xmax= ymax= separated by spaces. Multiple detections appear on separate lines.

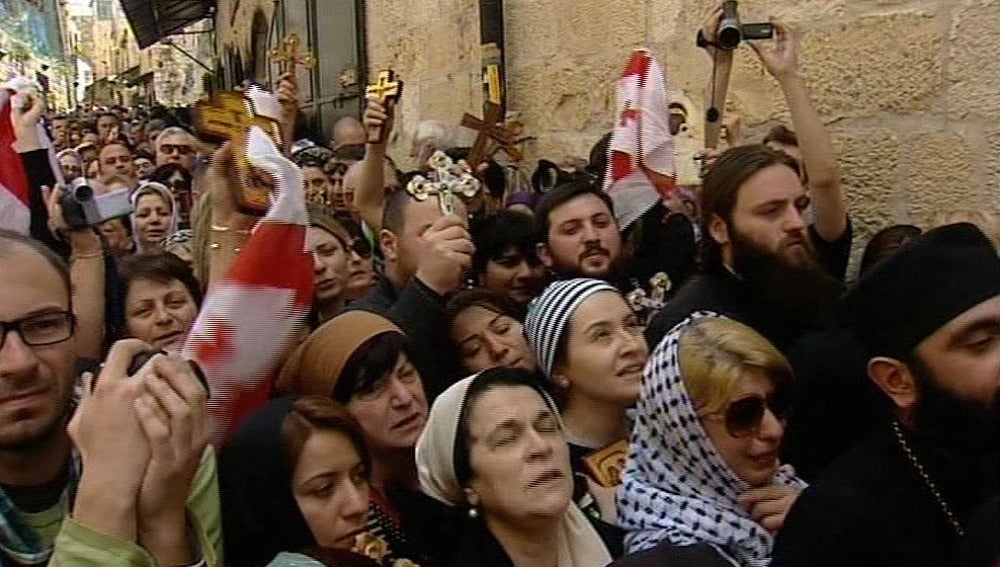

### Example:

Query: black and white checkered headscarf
xmin=619 ymin=311 xmax=806 ymax=566
xmin=523 ymin=278 xmax=619 ymax=377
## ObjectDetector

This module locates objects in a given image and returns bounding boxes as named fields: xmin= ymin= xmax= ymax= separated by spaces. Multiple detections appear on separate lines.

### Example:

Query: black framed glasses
xmin=717 ymin=387 xmax=792 ymax=438
xmin=160 ymin=144 xmax=194 ymax=156
xmin=0 ymin=311 xmax=76 ymax=350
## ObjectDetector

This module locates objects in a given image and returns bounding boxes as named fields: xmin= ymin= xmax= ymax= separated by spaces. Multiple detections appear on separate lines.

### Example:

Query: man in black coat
xmin=350 ymin=188 xmax=472 ymax=401
xmin=643 ymin=144 xmax=869 ymax=481
xmin=771 ymin=223 xmax=1000 ymax=567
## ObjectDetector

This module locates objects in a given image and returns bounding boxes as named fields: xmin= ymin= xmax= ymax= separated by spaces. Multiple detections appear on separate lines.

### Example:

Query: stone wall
xmin=365 ymin=0 xmax=1000 ymax=253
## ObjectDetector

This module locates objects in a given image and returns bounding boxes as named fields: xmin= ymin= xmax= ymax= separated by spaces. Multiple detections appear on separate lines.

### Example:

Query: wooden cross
xmin=365 ymin=70 xmax=403 ymax=144
xmin=194 ymin=91 xmax=283 ymax=215
xmin=269 ymin=34 xmax=316 ymax=76
xmin=461 ymin=101 xmax=523 ymax=168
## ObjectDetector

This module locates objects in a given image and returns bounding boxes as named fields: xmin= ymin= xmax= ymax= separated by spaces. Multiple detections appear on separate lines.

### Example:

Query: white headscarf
xmin=130 ymin=181 xmax=179 ymax=253
xmin=618 ymin=311 xmax=806 ymax=566
xmin=416 ymin=372 xmax=612 ymax=567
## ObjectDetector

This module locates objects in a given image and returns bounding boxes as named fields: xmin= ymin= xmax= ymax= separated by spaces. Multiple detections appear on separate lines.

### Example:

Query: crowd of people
xmin=0 ymin=10 xmax=998 ymax=567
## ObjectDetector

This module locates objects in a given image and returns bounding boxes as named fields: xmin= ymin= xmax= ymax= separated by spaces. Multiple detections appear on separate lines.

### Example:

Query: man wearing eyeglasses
xmin=771 ymin=223 xmax=1000 ymax=567
xmin=0 ymin=230 xmax=221 ymax=565
xmin=97 ymin=141 xmax=137 ymax=186
xmin=155 ymin=127 xmax=198 ymax=173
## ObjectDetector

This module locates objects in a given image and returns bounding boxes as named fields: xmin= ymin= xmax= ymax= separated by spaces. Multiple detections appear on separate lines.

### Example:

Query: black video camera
xmin=708 ymin=1 xmax=774 ymax=50
xmin=60 ymin=178 xmax=133 ymax=230
xmin=127 ymin=349 xmax=211 ymax=397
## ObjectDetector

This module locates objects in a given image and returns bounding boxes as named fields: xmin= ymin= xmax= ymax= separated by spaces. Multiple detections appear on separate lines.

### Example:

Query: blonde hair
xmin=677 ymin=317 xmax=793 ymax=416
xmin=927 ymin=209 xmax=1000 ymax=250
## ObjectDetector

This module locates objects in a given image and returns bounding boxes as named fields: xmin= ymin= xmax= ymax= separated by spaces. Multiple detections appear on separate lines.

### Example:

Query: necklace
xmin=891 ymin=419 xmax=965 ymax=537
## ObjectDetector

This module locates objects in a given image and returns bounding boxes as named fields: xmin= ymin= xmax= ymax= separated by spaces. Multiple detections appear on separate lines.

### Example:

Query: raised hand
xmin=10 ymin=89 xmax=44 ymax=151
xmin=68 ymin=339 xmax=155 ymax=541
xmin=738 ymin=483 xmax=802 ymax=534
xmin=275 ymin=72 xmax=299 ymax=151
xmin=414 ymin=214 xmax=475 ymax=296
xmin=749 ymin=19 xmax=799 ymax=80
xmin=133 ymin=353 xmax=211 ymax=565
xmin=698 ymin=5 xmax=725 ymax=56
xmin=363 ymin=94 xmax=394 ymax=146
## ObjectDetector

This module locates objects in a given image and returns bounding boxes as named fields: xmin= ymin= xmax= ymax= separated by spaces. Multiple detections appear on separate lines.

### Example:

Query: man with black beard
xmin=534 ymin=180 xmax=627 ymax=283
xmin=771 ymin=222 xmax=1000 ymax=567
xmin=645 ymin=145 xmax=875 ymax=480
xmin=645 ymin=145 xmax=843 ymax=349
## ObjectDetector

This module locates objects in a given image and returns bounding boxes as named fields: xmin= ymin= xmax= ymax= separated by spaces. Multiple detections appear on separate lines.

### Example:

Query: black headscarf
xmin=218 ymin=396 xmax=314 ymax=567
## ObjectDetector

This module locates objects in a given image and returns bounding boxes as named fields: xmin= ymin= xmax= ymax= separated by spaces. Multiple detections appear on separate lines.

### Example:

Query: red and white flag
xmin=0 ymin=78 xmax=33 ymax=234
xmin=183 ymin=125 xmax=314 ymax=447
xmin=603 ymin=48 xmax=677 ymax=229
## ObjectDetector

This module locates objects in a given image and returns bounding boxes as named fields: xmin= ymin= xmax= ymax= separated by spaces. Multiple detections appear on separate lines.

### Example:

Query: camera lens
xmin=718 ymin=26 xmax=742 ymax=49
xmin=72 ymin=184 xmax=94 ymax=202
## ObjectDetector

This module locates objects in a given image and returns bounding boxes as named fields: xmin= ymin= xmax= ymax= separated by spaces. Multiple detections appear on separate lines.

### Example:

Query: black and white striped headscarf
xmin=523 ymin=278 xmax=619 ymax=377
xmin=619 ymin=311 xmax=806 ymax=566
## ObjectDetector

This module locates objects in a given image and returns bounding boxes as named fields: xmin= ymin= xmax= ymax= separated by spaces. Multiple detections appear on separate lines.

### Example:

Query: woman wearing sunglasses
xmin=616 ymin=313 xmax=806 ymax=567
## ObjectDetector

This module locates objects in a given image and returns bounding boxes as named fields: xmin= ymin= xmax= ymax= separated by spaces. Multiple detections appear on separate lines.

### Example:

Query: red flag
xmin=0 ymin=84 xmax=31 ymax=234
xmin=603 ymin=49 xmax=677 ymax=229
xmin=183 ymin=125 xmax=314 ymax=446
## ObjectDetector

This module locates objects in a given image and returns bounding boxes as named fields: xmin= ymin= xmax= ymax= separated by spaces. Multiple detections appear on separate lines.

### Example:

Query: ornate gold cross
xmin=269 ymin=34 xmax=316 ymax=76
xmin=365 ymin=70 xmax=403 ymax=143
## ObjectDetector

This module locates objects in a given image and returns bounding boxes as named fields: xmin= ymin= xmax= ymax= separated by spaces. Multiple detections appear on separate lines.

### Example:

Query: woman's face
xmin=466 ymin=385 xmax=572 ymax=523
xmin=553 ymin=291 xmax=648 ymax=408
xmin=292 ymin=428 xmax=370 ymax=549
xmin=481 ymin=248 xmax=545 ymax=306
xmin=346 ymin=354 xmax=428 ymax=454
xmin=134 ymin=193 xmax=172 ymax=247
xmin=307 ymin=226 xmax=349 ymax=306
xmin=699 ymin=368 xmax=785 ymax=487
xmin=450 ymin=305 xmax=536 ymax=374
xmin=59 ymin=156 xmax=82 ymax=180
xmin=125 ymin=277 xmax=198 ymax=352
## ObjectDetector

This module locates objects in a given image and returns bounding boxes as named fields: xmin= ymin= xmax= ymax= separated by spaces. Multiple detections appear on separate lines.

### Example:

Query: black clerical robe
xmin=770 ymin=421 xmax=1000 ymax=567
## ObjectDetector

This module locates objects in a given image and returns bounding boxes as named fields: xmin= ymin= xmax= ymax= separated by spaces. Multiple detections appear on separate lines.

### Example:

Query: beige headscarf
xmin=276 ymin=310 xmax=402 ymax=396
xmin=416 ymin=373 xmax=612 ymax=567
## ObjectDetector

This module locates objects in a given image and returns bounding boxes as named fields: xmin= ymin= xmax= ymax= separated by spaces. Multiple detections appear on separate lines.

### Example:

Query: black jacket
xmin=609 ymin=542 xmax=737 ymax=567
xmin=19 ymin=148 xmax=69 ymax=257
xmin=349 ymin=275 xmax=460 ymax=402
xmin=444 ymin=516 xmax=623 ymax=567
xmin=770 ymin=421 xmax=999 ymax=567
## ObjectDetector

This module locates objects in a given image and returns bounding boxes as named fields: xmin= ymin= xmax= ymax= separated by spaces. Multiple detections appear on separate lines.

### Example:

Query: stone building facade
xmin=221 ymin=0 xmax=1000 ymax=255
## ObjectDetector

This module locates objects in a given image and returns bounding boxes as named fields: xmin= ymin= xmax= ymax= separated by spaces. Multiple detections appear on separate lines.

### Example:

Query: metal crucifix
xmin=269 ymin=34 xmax=316 ymax=76
xmin=405 ymin=151 xmax=481 ymax=216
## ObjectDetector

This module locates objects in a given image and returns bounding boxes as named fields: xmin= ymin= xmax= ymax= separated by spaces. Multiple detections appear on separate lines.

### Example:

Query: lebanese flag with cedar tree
xmin=183 ymin=126 xmax=314 ymax=446
xmin=603 ymin=48 xmax=678 ymax=230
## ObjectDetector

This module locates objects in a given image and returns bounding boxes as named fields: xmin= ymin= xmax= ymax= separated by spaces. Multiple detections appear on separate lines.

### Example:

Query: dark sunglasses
xmin=350 ymin=237 xmax=372 ymax=259
xmin=721 ymin=387 xmax=792 ymax=438
xmin=324 ymin=162 xmax=349 ymax=176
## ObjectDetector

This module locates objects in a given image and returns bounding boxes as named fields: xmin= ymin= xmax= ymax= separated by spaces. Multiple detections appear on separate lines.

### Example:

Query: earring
xmin=468 ymin=507 xmax=479 ymax=519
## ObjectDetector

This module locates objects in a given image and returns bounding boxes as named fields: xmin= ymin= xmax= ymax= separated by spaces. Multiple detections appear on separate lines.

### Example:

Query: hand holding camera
xmin=749 ymin=19 xmax=799 ymax=81
xmin=697 ymin=2 xmax=775 ymax=52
